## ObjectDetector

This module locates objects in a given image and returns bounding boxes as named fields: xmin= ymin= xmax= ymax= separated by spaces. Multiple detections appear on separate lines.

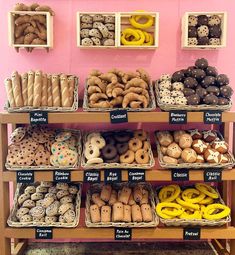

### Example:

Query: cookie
xmin=31 ymin=192 xmax=44 ymax=201
xmin=45 ymin=193 xmax=57 ymax=200
xmin=8 ymin=144 xmax=21 ymax=155
xmin=16 ymin=207 xmax=30 ymax=219
xmin=57 ymin=149 xmax=78 ymax=166
xmin=22 ymin=199 xmax=36 ymax=209
xmin=55 ymin=131 xmax=72 ymax=142
xmin=104 ymin=16 xmax=115 ymax=24
xmin=20 ymin=138 xmax=39 ymax=151
xmin=19 ymin=214 xmax=32 ymax=222
xmin=46 ymin=201 xmax=60 ymax=217
xmin=16 ymin=150 xmax=35 ymax=166
xmin=56 ymin=190 xmax=69 ymax=200
xmin=81 ymin=14 xmax=93 ymax=24
xmin=60 ymin=195 xmax=73 ymax=204
xmin=29 ymin=206 xmax=45 ymax=219
xmin=69 ymin=185 xmax=78 ymax=195
xmin=48 ymin=186 xmax=57 ymax=194
xmin=45 ymin=216 xmax=57 ymax=224
xmin=41 ymin=196 xmax=55 ymax=208
xmin=35 ymin=150 xmax=50 ymax=166
xmin=51 ymin=142 xmax=69 ymax=155
xmin=6 ymin=154 xmax=17 ymax=166
xmin=10 ymin=127 xmax=26 ymax=143
xmin=18 ymin=193 xmax=30 ymax=205
xmin=58 ymin=203 xmax=74 ymax=215
xmin=36 ymin=186 xmax=48 ymax=193
xmin=24 ymin=186 xmax=36 ymax=194
xmin=50 ymin=155 xmax=59 ymax=166
xmin=56 ymin=183 xmax=69 ymax=190
xmin=63 ymin=209 xmax=76 ymax=223
xmin=33 ymin=216 xmax=45 ymax=222
xmin=40 ymin=181 xmax=53 ymax=188
xmin=36 ymin=199 xmax=44 ymax=207
xmin=32 ymin=131 xmax=49 ymax=144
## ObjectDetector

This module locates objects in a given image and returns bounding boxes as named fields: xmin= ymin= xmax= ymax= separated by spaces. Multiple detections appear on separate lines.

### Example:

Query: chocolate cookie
xmin=209 ymin=25 xmax=222 ymax=38
xmin=196 ymin=86 xmax=208 ymax=99
xmin=184 ymin=77 xmax=198 ymax=88
xmin=195 ymin=58 xmax=208 ymax=69
xmin=198 ymin=37 xmax=209 ymax=45
xmin=197 ymin=15 xmax=209 ymax=26
xmin=188 ymin=26 xmax=197 ymax=37
xmin=172 ymin=70 xmax=185 ymax=82
xmin=183 ymin=88 xmax=195 ymax=97
xmin=207 ymin=86 xmax=220 ymax=96
xmin=218 ymin=97 xmax=229 ymax=105
xmin=185 ymin=66 xmax=196 ymax=77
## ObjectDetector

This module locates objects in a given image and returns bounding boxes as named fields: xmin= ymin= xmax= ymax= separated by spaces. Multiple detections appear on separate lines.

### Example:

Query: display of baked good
xmin=4 ymin=70 xmax=78 ymax=112
xmin=82 ymin=129 xmax=154 ymax=169
xmin=84 ymin=68 xmax=155 ymax=111
xmin=155 ymin=129 xmax=234 ymax=169
xmin=86 ymin=183 xmax=158 ymax=227
xmin=156 ymin=184 xmax=231 ymax=226
xmin=156 ymin=58 xmax=233 ymax=111
xmin=8 ymin=182 xmax=81 ymax=227
xmin=79 ymin=13 xmax=116 ymax=47
xmin=6 ymin=126 xmax=81 ymax=170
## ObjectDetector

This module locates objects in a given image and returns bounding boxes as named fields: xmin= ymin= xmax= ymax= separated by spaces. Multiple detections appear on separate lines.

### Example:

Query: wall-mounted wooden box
xmin=181 ymin=12 xmax=227 ymax=50
xmin=8 ymin=11 xmax=53 ymax=51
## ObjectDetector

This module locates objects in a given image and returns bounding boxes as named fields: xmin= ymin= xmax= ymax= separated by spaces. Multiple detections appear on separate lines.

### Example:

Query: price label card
xmin=183 ymin=228 xmax=201 ymax=240
xmin=104 ymin=170 xmax=121 ymax=184
xmin=169 ymin=111 xmax=187 ymax=124
xmin=115 ymin=228 xmax=132 ymax=240
xmin=110 ymin=110 xmax=128 ymax=124
xmin=17 ymin=171 xmax=34 ymax=183
xmin=35 ymin=227 xmax=53 ymax=239
xmin=172 ymin=169 xmax=189 ymax=181
xmin=53 ymin=171 xmax=71 ymax=183
xmin=204 ymin=111 xmax=222 ymax=124
xmin=30 ymin=111 xmax=48 ymax=125
xmin=84 ymin=171 xmax=100 ymax=183
xmin=128 ymin=170 xmax=145 ymax=182
xmin=204 ymin=169 xmax=222 ymax=182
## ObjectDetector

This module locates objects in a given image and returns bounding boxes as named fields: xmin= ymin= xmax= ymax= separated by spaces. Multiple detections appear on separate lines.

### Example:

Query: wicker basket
xmin=81 ymin=130 xmax=155 ymax=170
xmin=155 ymin=130 xmax=235 ymax=169
xmin=155 ymin=80 xmax=232 ymax=112
xmin=7 ymin=182 xmax=82 ymax=228
xmin=155 ymin=185 xmax=231 ymax=227
xmin=6 ymin=129 xmax=82 ymax=171
xmin=83 ymin=80 xmax=156 ymax=112
xmin=85 ymin=182 xmax=159 ymax=228
xmin=5 ymin=76 xmax=79 ymax=113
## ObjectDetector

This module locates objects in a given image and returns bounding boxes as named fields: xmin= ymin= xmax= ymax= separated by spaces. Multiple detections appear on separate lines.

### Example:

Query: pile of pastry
xmin=84 ymin=130 xmax=151 ymax=165
xmin=13 ymin=182 xmax=79 ymax=224
xmin=86 ymin=68 xmax=151 ymax=109
xmin=156 ymin=129 xmax=230 ymax=165
xmin=12 ymin=3 xmax=54 ymax=49
xmin=89 ymin=184 xmax=153 ymax=224
xmin=158 ymin=58 xmax=233 ymax=106
xmin=5 ymin=70 xmax=76 ymax=109
xmin=6 ymin=126 xmax=80 ymax=168
xmin=80 ymin=14 xmax=115 ymax=46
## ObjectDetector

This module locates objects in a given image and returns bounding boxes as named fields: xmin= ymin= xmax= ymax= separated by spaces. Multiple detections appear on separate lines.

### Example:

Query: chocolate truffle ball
xmin=209 ymin=25 xmax=222 ymax=38
xmin=195 ymin=58 xmax=209 ymax=69
xmin=185 ymin=66 xmax=196 ymax=77
xmin=208 ymin=15 xmax=221 ymax=26
xmin=209 ymin=38 xmax=221 ymax=45
xmin=207 ymin=86 xmax=220 ymax=96
xmin=204 ymin=94 xmax=219 ymax=105
xmin=216 ymin=74 xmax=229 ymax=86
xmin=172 ymin=70 xmax=185 ymax=82
xmin=206 ymin=66 xmax=218 ymax=77
xmin=220 ymin=86 xmax=233 ymax=98
xmin=188 ymin=26 xmax=198 ymax=37
xmin=218 ymin=97 xmax=229 ymax=105
xmin=183 ymin=88 xmax=195 ymax=96
xmin=196 ymin=86 xmax=208 ymax=99
xmin=197 ymin=15 xmax=209 ymax=26
xmin=186 ymin=94 xmax=200 ymax=105
xmin=188 ymin=38 xmax=198 ymax=46
xmin=197 ymin=25 xmax=209 ymax=38
xmin=188 ymin=15 xmax=198 ymax=26
xmin=198 ymin=36 xmax=209 ymax=45
xmin=201 ymin=76 xmax=216 ymax=88
xmin=184 ymin=77 xmax=198 ymax=88
xmin=191 ymin=69 xmax=206 ymax=81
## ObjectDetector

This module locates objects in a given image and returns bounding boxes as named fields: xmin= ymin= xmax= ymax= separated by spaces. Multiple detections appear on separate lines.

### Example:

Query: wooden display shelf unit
xmin=8 ymin=11 xmax=53 ymax=51
xmin=181 ymin=11 xmax=227 ymax=50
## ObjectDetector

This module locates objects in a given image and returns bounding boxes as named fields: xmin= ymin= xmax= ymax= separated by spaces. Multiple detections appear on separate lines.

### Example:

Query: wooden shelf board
xmin=0 ymin=111 xmax=235 ymax=124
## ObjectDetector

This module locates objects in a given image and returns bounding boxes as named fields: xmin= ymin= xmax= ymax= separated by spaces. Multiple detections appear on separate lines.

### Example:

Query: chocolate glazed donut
xmin=101 ymin=145 xmax=118 ymax=160
xmin=114 ymin=131 xmax=133 ymax=143
xmin=105 ymin=154 xmax=120 ymax=163
xmin=105 ymin=136 xmax=116 ymax=146
xmin=117 ymin=143 xmax=129 ymax=155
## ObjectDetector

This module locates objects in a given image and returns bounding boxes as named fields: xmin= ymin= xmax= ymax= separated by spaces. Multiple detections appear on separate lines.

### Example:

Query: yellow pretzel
xmin=203 ymin=204 xmax=230 ymax=220
xmin=195 ymin=183 xmax=219 ymax=199
xmin=156 ymin=202 xmax=183 ymax=219
xmin=129 ymin=14 xmax=154 ymax=29
xmin=179 ymin=210 xmax=202 ymax=220
xmin=162 ymin=207 xmax=184 ymax=217
xmin=143 ymin=31 xmax=154 ymax=46
xmin=159 ymin=185 xmax=181 ymax=202
xmin=176 ymin=197 xmax=199 ymax=210
xmin=121 ymin=28 xmax=145 ymax=45
xmin=159 ymin=186 xmax=175 ymax=201
xmin=182 ymin=188 xmax=206 ymax=204
xmin=199 ymin=196 xmax=214 ymax=205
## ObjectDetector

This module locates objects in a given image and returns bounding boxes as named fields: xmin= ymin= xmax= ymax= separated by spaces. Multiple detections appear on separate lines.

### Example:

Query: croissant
xmin=112 ymin=87 xmax=123 ymax=98
xmin=125 ymin=78 xmax=148 ymax=90
xmin=136 ymin=68 xmax=151 ymax=84
xmin=88 ymin=86 xmax=102 ymax=95
xmin=110 ymin=96 xmax=123 ymax=107
xmin=89 ymin=101 xmax=111 ymax=108
xmin=99 ymin=73 xmax=118 ymax=84
xmin=122 ymin=92 xmax=148 ymax=108
xmin=89 ymin=93 xmax=108 ymax=103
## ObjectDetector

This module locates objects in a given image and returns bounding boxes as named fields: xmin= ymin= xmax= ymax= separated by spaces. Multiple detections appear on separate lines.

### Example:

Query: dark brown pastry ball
xmin=196 ymin=86 xmax=208 ymax=99
xmin=188 ymin=26 xmax=198 ymax=37
xmin=197 ymin=15 xmax=209 ymax=26
xmin=216 ymin=74 xmax=229 ymax=86
xmin=184 ymin=77 xmax=198 ymax=88
xmin=206 ymin=66 xmax=218 ymax=77
xmin=172 ymin=70 xmax=185 ymax=82
xmin=201 ymin=76 xmax=216 ymax=88
xmin=218 ymin=97 xmax=229 ymax=105
xmin=220 ymin=86 xmax=233 ymax=98
xmin=207 ymin=86 xmax=220 ymax=96
xmin=183 ymin=88 xmax=195 ymax=96
xmin=186 ymin=94 xmax=200 ymax=105
xmin=209 ymin=25 xmax=222 ymax=38
xmin=185 ymin=66 xmax=196 ymax=77
xmin=198 ymin=36 xmax=209 ymax=45
xmin=204 ymin=94 xmax=219 ymax=105
xmin=195 ymin=58 xmax=208 ymax=70
xmin=191 ymin=69 xmax=206 ymax=81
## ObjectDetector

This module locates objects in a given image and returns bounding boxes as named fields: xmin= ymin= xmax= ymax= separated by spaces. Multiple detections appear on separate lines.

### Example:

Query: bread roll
xmin=140 ymin=189 xmax=149 ymax=205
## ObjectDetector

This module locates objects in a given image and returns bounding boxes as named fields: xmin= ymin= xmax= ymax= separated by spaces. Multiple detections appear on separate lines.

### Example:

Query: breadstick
xmin=51 ymin=75 xmax=61 ymax=107
xmin=60 ymin=74 xmax=70 ymax=107
xmin=11 ymin=71 xmax=23 ymax=107
xmin=33 ymin=70 xmax=42 ymax=107
xmin=47 ymin=75 xmax=53 ymax=107
xmin=41 ymin=73 xmax=48 ymax=106
xmin=68 ymin=75 xmax=75 ymax=106
xmin=21 ymin=73 xmax=28 ymax=106
xmin=4 ymin=78 xmax=16 ymax=107
xmin=27 ymin=70 xmax=34 ymax=106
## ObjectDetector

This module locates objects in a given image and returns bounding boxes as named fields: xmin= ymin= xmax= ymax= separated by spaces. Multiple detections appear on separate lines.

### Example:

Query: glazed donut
xmin=134 ymin=130 xmax=148 ymax=141
xmin=87 ymin=132 xmax=101 ymax=141
xmin=120 ymin=150 xmax=135 ymax=164
xmin=135 ymin=149 xmax=149 ymax=164
xmin=101 ymin=145 xmax=118 ymax=160
xmin=105 ymin=154 xmax=120 ymax=163
xmin=85 ymin=144 xmax=100 ymax=160
xmin=143 ymin=141 xmax=151 ymax=151
xmin=105 ymin=136 xmax=116 ymax=146
xmin=87 ymin=158 xmax=104 ymax=164
xmin=128 ymin=138 xmax=142 ymax=152
xmin=90 ymin=136 xmax=106 ymax=149
xmin=117 ymin=143 xmax=129 ymax=155
xmin=114 ymin=131 xmax=132 ymax=143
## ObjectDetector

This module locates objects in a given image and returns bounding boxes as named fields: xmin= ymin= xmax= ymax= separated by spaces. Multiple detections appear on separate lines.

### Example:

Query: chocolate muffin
xmin=218 ymin=97 xmax=229 ymax=105
xmin=209 ymin=25 xmax=222 ymax=38
xmin=185 ymin=66 xmax=196 ymax=77
xmin=172 ymin=70 xmax=185 ymax=82
xmin=216 ymin=74 xmax=229 ymax=86
xmin=201 ymin=76 xmax=216 ymax=88
xmin=186 ymin=94 xmax=200 ymax=105
xmin=191 ymin=69 xmax=206 ymax=81
xmin=206 ymin=66 xmax=218 ymax=77
xmin=204 ymin=94 xmax=219 ymax=105
xmin=197 ymin=15 xmax=209 ymax=26
xmin=188 ymin=26 xmax=198 ymax=37
xmin=207 ymin=86 xmax=220 ymax=96
xmin=183 ymin=88 xmax=195 ymax=97
xmin=198 ymin=36 xmax=209 ymax=45
xmin=196 ymin=86 xmax=208 ymax=99
xmin=184 ymin=77 xmax=198 ymax=88
xmin=195 ymin=58 xmax=209 ymax=69
xmin=220 ymin=86 xmax=233 ymax=98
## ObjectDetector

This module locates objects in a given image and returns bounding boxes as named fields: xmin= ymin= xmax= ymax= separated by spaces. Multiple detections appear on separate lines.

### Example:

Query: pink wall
xmin=0 ymin=0 xmax=235 ymax=111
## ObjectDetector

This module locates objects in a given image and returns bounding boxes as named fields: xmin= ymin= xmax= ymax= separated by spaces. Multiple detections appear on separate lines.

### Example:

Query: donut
xmin=105 ymin=154 xmax=120 ymax=163
xmin=85 ymin=144 xmax=100 ymax=160
xmin=134 ymin=130 xmax=148 ymax=141
xmin=143 ymin=141 xmax=151 ymax=151
xmin=117 ymin=143 xmax=129 ymax=155
xmin=87 ymin=132 xmax=102 ymax=142
xmin=105 ymin=136 xmax=116 ymax=146
xmin=120 ymin=150 xmax=135 ymax=164
xmin=128 ymin=138 xmax=142 ymax=152
xmin=101 ymin=145 xmax=117 ymax=160
xmin=90 ymin=136 xmax=106 ymax=149
xmin=114 ymin=131 xmax=132 ymax=143
xmin=135 ymin=149 xmax=149 ymax=164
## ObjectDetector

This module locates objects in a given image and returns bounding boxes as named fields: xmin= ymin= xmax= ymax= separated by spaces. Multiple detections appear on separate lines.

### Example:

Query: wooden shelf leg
xmin=12 ymin=240 xmax=28 ymax=255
